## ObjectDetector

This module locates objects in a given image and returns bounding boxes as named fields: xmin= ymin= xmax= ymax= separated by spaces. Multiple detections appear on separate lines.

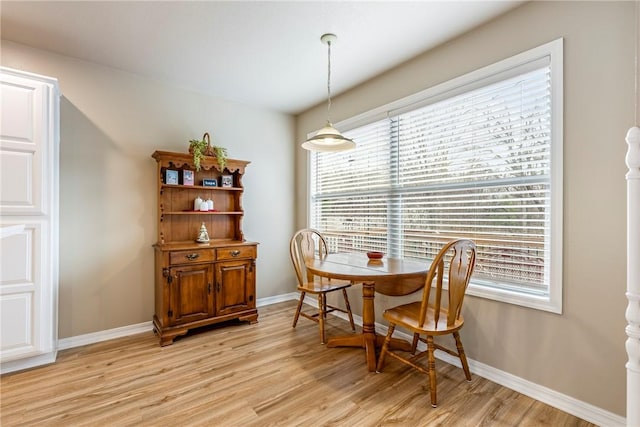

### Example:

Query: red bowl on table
xmin=366 ymin=251 xmax=384 ymax=260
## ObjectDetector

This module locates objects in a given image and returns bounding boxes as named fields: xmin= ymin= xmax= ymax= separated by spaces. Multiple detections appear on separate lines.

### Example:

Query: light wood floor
xmin=1 ymin=301 xmax=594 ymax=426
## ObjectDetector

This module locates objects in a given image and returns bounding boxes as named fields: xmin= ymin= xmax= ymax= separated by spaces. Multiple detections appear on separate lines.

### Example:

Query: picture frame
xmin=165 ymin=169 xmax=179 ymax=185
xmin=202 ymin=179 xmax=218 ymax=187
xmin=182 ymin=170 xmax=194 ymax=186
xmin=221 ymin=175 xmax=233 ymax=188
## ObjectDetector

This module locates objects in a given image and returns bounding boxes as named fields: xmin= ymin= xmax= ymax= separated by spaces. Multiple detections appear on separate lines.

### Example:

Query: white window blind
xmin=309 ymin=40 xmax=563 ymax=312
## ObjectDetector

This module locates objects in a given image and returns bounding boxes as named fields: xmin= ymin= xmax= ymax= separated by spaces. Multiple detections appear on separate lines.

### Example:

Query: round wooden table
xmin=305 ymin=252 xmax=428 ymax=371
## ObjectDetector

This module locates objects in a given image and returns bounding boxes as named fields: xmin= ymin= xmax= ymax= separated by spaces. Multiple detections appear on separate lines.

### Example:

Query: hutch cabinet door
xmin=0 ymin=68 xmax=59 ymax=374
xmin=215 ymin=260 xmax=255 ymax=316
xmin=169 ymin=264 xmax=214 ymax=325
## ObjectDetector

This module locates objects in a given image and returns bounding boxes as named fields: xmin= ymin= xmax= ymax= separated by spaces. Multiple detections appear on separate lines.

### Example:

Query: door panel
xmin=170 ymin=264 xmax=214 ymax=325
xmin=0 ymin=221 xmax=44 ymax=362
xmin=0 ymin=293 xmax=33 ymax=356
xmin=0 ymin=74 xmax=45 ymax=216
xmin=216 ymin=260 xmax=254 ymax=316
xmin=0 ymin=226 xmax=33 ymax=284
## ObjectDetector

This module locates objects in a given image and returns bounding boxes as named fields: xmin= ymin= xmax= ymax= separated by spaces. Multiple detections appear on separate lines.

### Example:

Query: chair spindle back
xmin=418 ymin=239 xmax=476 ymax=328
xmin=290 ymin=229 xmax=329 ymax=286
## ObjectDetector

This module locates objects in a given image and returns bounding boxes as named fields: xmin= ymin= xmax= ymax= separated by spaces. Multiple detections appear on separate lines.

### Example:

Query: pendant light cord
xmin=327 ymin=39 xmax=332 ymax=124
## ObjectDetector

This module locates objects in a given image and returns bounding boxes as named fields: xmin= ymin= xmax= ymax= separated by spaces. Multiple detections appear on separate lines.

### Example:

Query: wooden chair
xmin=289 ymin=229 xmax=355 ymax=344
xmin=376 ymin=239 xmax=477 ymax=407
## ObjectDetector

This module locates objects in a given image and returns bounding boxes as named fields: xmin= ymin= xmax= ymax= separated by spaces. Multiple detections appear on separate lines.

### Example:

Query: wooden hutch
xmin=151 ymin=150 xmax=258 ymax=346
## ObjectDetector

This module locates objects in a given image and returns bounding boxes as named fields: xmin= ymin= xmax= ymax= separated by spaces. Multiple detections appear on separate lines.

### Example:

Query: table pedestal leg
xmin=327 ymin=282 xmax=412 ymax=371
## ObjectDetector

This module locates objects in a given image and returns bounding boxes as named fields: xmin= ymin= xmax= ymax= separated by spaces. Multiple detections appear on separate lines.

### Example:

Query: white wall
xmin=295 ymin=1 xmax=634 ymax=418
xmin=1 ymin=40 xmax=297 ymax=339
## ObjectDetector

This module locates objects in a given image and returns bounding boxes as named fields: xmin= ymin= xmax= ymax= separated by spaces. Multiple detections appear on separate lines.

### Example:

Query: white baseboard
xmin=0 ymin=351 xmax=57 ymax=375
xmin=9 ymin=293 xmax=624 ymax=426
xmin=58 ymin=321 xmax=153 ymax=351
xmin=256 ymin=292 xmax=299 ymax=307
xmin=56 ymin=293 xmax=298 ymax=351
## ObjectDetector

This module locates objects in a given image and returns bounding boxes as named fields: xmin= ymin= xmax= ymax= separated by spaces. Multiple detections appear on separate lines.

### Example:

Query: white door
xmin=0 ymin=67 xmax=59 ymax=373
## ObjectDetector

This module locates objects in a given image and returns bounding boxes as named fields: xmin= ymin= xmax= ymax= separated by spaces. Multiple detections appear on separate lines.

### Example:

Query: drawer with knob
xmin=169 ymin=249 xmax=215 ymax=265
xmin=216 ymin=246 xmax=256 ymax=261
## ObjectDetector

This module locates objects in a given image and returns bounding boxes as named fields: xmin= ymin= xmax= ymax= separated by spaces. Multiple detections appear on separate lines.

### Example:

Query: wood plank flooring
xmin=1 ymin=301 xmax=594 ymax=426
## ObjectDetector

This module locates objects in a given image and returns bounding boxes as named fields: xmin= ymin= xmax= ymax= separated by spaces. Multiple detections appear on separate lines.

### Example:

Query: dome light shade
xmin=302 ymin=33 xmax=355 ymax=152
xmin=301 ymin=121 xmax=355 ymax=152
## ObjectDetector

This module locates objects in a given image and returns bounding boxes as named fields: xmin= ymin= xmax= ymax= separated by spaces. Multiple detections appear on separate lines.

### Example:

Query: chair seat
xmin=382 ymin=301 xmax=464 ymax=336
xmin=297 ymin=277 xmax=352 ymax=294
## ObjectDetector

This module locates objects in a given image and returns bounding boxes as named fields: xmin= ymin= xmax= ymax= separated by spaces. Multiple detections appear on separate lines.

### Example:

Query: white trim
xmin=0 ymin=352 xmax=57 ymax=375
xmin=627 ymin=2 xmax=640 ymax=423
xmin=57 ymin=322 xmax=153 ymax=351
xmin=256 ymin=292 xmax=298 ymax=307
xmin=547 ymin=37 xmax=564 ymax=315
xmin=52 ymin=294 xmax=300 ymax=353
xmin=466 ymin=282 xmax=560 ymax=314
xmin=626 ymin=125 xmax=640 ymax=426
xmin=3 ymin=294 xmax=621 ymax=425
xmin=53 ymin=294 xmax=298 ymax=352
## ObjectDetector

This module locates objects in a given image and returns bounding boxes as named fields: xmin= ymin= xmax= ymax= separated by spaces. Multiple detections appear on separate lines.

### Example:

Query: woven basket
xmin=189 ymin=132 xmax=216 ymax=156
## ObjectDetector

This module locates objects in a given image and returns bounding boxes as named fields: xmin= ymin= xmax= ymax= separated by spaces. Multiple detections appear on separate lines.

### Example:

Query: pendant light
xmin=302 ymin=33 xmax=355 ymax=152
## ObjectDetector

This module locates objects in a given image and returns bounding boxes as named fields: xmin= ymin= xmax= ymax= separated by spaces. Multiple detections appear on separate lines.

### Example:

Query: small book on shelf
xmin=183 ymin=170 xmax=194 ymax=186
xmin=165 ymin=169 xmax=178 ymax=185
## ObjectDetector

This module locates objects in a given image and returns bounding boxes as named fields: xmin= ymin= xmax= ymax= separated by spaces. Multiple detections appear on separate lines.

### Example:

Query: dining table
xmin=305 ymin=252 xmax=429 ymax=372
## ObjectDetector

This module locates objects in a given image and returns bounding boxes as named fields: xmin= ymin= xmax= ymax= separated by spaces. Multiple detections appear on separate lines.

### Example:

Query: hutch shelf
xmin=151 ymin=150 xmax=258 ymax=346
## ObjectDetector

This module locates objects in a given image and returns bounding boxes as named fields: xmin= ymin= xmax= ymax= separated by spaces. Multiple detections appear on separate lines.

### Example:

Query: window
xmin=309 ymin=39 xmax=563 ymax=313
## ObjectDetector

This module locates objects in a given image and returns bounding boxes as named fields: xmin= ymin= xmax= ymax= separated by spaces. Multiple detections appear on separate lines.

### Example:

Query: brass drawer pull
xmin=185 ymin=253 xmax=200 ymax=260
xmin=230 ymin=250 xmax=241 ymax=257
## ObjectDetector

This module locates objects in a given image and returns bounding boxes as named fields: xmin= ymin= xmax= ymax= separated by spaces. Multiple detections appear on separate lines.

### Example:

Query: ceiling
xmin=1 ymin=1 xmax=524 ymax=115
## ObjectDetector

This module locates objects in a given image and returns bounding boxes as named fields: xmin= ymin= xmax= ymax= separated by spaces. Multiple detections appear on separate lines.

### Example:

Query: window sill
xmin=466 ymin=282 xmax=562 ymax=314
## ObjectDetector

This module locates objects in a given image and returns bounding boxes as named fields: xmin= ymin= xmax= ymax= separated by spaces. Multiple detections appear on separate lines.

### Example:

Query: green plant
xmin=188 ymin=133 xmax=227 ymax=171
xmin=212 ymin=145 xmax=228 ymax=171
xmin=189 ymin=138 xmax=208 ymax=171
